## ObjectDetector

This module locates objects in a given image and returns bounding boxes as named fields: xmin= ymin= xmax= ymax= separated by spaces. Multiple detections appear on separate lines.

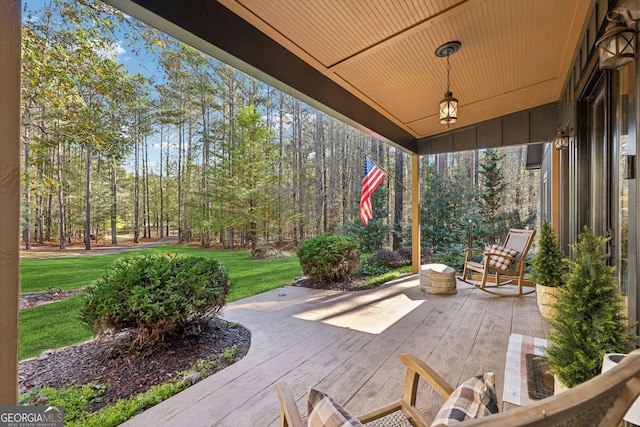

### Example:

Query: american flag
xmin=359 ymin=155 xmax=386 ymax=226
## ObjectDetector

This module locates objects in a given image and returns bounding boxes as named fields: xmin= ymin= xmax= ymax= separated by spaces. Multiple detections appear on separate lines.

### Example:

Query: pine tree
xmin=478 ymin=148 xmax=507 ymax=242
xmin=544 ymin=227 xmax=635 ymax=387
xmin=529 ymin=220 xmax=567 ymax=288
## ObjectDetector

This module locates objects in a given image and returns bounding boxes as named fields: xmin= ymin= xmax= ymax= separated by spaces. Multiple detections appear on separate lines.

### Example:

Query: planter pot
xmin=553 ymin=374 xmax=569 ymax=395
xmin=536 ymin=284 xmax=561 ymax=320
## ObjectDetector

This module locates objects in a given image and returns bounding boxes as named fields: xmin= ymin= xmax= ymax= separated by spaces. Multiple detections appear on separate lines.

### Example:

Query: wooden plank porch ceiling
xmin=122 ymin=275 xmax=550 ymax=426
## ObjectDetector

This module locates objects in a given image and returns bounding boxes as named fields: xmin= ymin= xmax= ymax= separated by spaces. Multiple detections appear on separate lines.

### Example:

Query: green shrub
xmin=355 ymin=262 xmax=390 ymax=277
xmin=80 ymin=254 xmax=229 ymax=347
xmin=296 ymin=233 xmax=360 ymax=283
xmin=366 ymin=249 xmax=406 ymax=269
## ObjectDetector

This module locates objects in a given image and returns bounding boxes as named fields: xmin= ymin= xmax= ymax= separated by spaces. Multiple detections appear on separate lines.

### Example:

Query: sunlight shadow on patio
xmin=293 ymin=290 xmax=424 ymax=334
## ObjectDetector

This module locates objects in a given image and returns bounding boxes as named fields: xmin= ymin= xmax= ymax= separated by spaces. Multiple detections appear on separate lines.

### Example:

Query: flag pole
xmin=365 ymin=154 xmax=407 ymax=191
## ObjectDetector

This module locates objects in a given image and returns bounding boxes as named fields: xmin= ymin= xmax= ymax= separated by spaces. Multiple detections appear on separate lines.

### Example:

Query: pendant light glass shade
xmin=439 ymin=91 xmax=458 ymax=125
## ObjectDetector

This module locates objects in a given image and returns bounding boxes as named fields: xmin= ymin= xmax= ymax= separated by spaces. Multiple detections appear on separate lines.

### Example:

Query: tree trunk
xmin=144 ymin=134 xmax=151 ymax=239
xmin=165 ymin=130 xmax=171 ymax=238
xmin=37 ymin=165 xmax=44 ymax=244
xmin=341 ymin=127 xmax=348 ymax=228
xmin=110 ymin=163 xmax=117 ymax=244
xmin=23 ymin=142 xmax=31 ymax=250
xmin=133 ymin=134 xmax=140 ymax=243
xmin=46 ymin=193 xmax=52 ymax=242
xmin=201 ymin=102 xmax=210 ymax=248
xmin=177 ymin=121 xmax=183 ymax=244
xmin=294 ymin=101 xmax=304 ymax=242
xmin=159 ymin=125 xmax=165 ymax=238
xmin=84 ymin=147 xmax=92 ymax=250
xmin=314 ymin=111 xmax=324 ymax=234
xmin=277 ymin=93 xmax=284 ymax=243
xmin=393 ymin=150 xmax=404 ymax=249
xmin=438 ymin=152 xmax=447 ymax=176
xmin=292 ymin=100 xmax=300 ymax=245
xmin=474 ymin=149 xmax=480 ymax=188
xmin=57 ymin=142 xmax=66 ymax=249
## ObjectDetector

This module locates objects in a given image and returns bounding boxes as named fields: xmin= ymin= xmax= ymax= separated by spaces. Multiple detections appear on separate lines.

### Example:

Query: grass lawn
xmin=19 ymin=297 xmax=93 ymax=361
xmin=20 ymin=245 xmax=301 ymax=360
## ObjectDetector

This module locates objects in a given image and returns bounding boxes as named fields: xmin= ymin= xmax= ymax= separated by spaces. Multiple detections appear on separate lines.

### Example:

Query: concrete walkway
xmin=122 ymin=275 xmax=550 ymax=426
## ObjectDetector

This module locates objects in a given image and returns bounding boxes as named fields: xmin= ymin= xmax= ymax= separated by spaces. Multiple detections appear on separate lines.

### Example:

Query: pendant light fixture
xmin=435 ymin=41 xmax=461 ymax=126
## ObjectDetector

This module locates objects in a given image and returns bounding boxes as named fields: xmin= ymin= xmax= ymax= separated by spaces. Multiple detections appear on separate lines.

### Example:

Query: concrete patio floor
xmin=122 ymin=274 xmax=551 ymax=426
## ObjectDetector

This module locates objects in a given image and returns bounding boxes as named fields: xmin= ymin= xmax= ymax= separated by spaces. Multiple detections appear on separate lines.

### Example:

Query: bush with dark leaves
xmin=367 ymin=249 xmax=406 ymax=269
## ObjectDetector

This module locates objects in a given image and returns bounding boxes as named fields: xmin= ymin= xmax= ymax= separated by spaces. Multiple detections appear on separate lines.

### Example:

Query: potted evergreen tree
xmin=529 ymin=220 xmax=567 ymax=319
xmin=543 ymin=227 xmax=635 ymax=390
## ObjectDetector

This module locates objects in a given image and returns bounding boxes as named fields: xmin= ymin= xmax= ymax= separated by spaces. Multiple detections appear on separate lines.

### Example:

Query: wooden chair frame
xmin=276 ymin=350 xmax=640 ymax=427
xmin=276 ymin=353 xmax=452 ymax=427
xmin=460 ymin=228 xmax=536 ymax=296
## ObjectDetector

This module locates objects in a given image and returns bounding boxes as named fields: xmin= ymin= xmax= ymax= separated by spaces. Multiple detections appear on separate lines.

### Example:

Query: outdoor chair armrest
xmin=400 ymin=353 xmax=454 ymax=401
xmin=275 ymin=383 xmax=304 ymax=427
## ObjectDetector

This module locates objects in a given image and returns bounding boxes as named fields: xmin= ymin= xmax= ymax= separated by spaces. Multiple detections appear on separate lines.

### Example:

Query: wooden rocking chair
xmin=276 ymin=350 xmax=640 ymax=427
xmin=459 ymin=228 xmax=536 ymax=296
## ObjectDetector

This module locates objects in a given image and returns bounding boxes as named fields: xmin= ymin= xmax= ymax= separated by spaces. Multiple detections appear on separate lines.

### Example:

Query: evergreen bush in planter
xmin=529 ymin=220 xmax=567 ymax=319
xmin=543 ymin=227 xmax=635 ymax=388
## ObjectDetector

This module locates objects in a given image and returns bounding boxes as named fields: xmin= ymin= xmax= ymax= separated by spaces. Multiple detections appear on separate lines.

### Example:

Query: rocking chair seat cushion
xmin=430 ymin=373 xmax=499 ymax=426
xmin=484 ymin=244 xmax=519 ymax=270
xmin=307 ymin=388 xmax=364 ymax=427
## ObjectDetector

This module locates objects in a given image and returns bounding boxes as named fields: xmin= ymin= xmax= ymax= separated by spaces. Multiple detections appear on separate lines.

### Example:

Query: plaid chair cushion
xmin=484 ymin=244 xmax=519 ymax=270
xmin=307 ymin=388 xmax=364 ymax=427
xmin=430 ymin=373 xmax=499 ymax=426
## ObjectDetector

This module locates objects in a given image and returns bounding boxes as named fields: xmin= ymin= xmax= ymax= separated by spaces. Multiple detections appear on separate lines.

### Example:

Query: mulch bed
xmin=19 ymin=317 xmax=250 ymax=410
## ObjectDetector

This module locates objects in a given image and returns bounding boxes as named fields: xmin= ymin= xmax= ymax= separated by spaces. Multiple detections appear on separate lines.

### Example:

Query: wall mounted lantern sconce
xmin=552 ymin=126 xmax=571 ymax=150
xmin=435 ymin=41 xmax=461 ymax=126
xmin=596 ymin=8 xmax=638 ymax=70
